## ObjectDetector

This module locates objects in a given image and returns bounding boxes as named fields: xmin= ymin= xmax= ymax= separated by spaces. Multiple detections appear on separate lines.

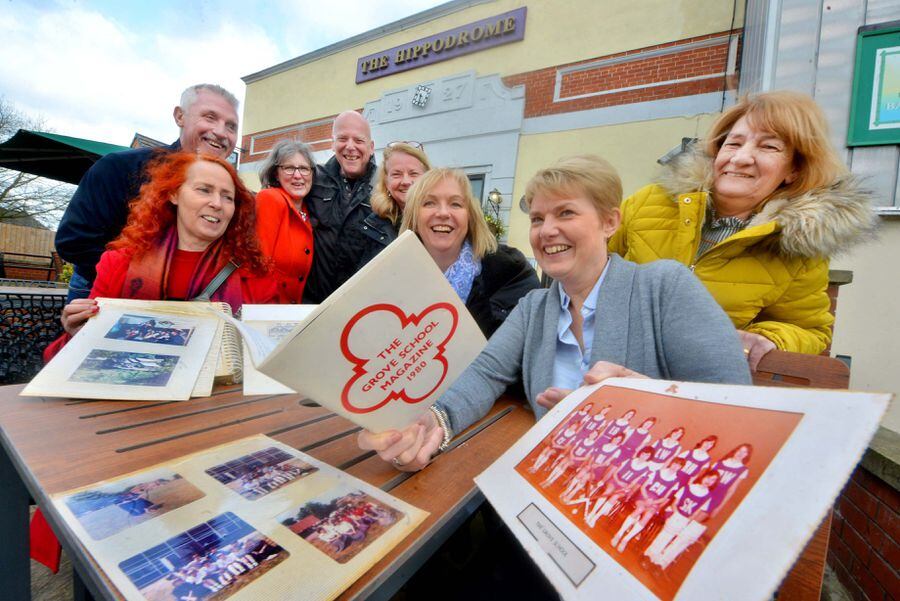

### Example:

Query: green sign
xmin=848 ymin=23 xmax=900 ymax=146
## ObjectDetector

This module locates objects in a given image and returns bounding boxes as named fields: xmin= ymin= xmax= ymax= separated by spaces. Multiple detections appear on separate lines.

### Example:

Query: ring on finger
xmin=743 ymin=348 xmax=750 ymax=355
xmin=391 ymin=457 xmax=405 ymax=467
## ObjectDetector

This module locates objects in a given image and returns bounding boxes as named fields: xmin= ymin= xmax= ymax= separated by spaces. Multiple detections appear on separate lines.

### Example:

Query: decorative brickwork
xmin=502 ymin=30 xmax=741 ymax=118
xmin=241 ymin=114 xmax=341 ymax=163
xmin=241 ymin=32 xmax=743 ymax=165
xmin=829 ymin=466 xmax=900 ymax=601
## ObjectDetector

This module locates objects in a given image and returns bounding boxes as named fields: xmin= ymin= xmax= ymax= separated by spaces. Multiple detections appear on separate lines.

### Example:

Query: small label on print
xmin=517 ymin=503 xmax=594 ymax=587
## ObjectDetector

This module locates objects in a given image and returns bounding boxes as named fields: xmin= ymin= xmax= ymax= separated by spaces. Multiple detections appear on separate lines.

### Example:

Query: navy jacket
xmin=302 ymin=155 xmax=382 ymax=303
xmin=55 ymin=141 xmax=179 ymax=280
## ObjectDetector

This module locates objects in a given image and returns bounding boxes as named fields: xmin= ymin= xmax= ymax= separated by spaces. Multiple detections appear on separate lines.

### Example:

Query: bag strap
xmin=191 ymin=261 xmax=239 ymax=302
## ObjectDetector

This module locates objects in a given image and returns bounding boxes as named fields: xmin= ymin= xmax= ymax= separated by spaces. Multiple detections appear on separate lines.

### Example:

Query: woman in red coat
xmin=45 ymin=152 xmax=274 ymax=360
xmin=254 ymin=139 xmax=315 ymax=303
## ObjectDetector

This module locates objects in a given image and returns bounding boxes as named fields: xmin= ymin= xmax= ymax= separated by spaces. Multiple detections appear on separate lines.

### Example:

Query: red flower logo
xmin=339 ymin=303 xmax=458 ymax=414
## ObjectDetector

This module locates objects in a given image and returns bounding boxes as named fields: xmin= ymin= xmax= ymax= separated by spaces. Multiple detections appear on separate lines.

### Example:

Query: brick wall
xmin=829 ymin=466 xmax=900 ymax=600
xmin=241 ymin=112 xmax=351 ymax=164
xmin=240 ymin=31 xmax=742 ymax=162
xmin=502 ymin=30 xmax=741 ymax=119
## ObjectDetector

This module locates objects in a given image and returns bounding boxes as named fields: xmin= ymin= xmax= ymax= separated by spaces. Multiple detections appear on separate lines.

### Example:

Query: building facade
xmin=240 ymin=0 xmax=899 ymax=427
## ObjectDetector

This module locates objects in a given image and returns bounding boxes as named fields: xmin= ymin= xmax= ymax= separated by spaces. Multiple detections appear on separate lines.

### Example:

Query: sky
xmin=0 ymin=0 xmax=446 ymax=146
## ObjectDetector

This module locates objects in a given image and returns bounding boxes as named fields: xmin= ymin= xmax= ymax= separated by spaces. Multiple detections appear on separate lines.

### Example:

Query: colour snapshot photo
xmin=278 ymin=485 xmax=405 ymax=564
xmin=104 ymin=314 xmax=197 ymax=347
xmin=68 ymin=349 xmax=180 ymax=387
xmin=61 ymin=469 xmax=204 ymax=540
xmin=204 ymin=446 xmax=318 ymax=501
xmin=118 ymin=512 xmax=288 ymax=601
xmin=514 ymin=385 xmax=803 ymax=601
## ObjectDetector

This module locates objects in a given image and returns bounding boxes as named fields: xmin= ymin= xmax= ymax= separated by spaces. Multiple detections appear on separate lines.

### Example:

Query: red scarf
xmin=122 ymin=226 xmax=244 ymax=311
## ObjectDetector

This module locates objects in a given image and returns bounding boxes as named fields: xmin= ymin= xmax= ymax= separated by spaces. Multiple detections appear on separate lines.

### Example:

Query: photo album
xmin=51 ymin=434 xmax=427 ymax=601
xmin=23 ymin=232 xmax=487 ymax=433
xmin=475 ymin=379 xmax=890 ymax=601
xmin=22 ymin=298 xmax=240 ymax=401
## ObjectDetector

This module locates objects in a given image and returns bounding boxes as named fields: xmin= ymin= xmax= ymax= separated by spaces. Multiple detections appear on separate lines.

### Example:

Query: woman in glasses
xmin=400 ymin=168 xmax=540 ymax=338
xmin=255 ymin=139 xmax=316 ymax=303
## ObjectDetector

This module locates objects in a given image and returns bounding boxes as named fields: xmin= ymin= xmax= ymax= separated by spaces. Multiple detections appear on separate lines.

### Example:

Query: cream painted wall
xmin=243 ymin=0 xmax=743 ymax=133
xmin=506 ymin=114 xmax=720 ymax=252
xmin=830 ymin=221 xmax=900 ymax=431
xmin=240 ymin=170 xmax=261 ymax=193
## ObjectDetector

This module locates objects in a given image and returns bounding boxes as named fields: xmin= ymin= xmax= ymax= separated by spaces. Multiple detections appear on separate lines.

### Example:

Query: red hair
xmin=110 ymin=152 xmax=268 ymax=273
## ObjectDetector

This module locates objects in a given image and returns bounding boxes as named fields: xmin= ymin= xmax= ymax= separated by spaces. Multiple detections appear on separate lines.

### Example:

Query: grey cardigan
xmin=436 ymin=255 xmax=752 ymax=433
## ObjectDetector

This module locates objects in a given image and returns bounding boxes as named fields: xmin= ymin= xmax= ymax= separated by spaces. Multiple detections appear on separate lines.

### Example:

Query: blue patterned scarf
xmin=444 ymin=240 xmax=482 ymax=302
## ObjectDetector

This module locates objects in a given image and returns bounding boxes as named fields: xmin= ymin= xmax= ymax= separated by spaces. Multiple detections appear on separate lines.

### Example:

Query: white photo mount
xmin=475 ymin=378 xmax=890 ymax=601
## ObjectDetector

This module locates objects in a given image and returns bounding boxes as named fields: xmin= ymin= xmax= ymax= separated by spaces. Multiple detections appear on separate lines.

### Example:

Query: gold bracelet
xmin=429 ymin=405 xmax=453 ymax=452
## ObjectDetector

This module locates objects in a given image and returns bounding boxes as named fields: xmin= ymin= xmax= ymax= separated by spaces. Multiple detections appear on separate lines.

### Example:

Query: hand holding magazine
xmin=475 ymin=379 xmax=890 ymax=601
xmin=219 ymin=231 xmax=487 ymax=432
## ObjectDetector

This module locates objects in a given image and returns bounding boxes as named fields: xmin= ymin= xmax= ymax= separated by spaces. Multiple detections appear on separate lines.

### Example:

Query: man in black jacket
xmin=55 ymin=84 xmax=240 ymax=302
xmin=302 ymin=110 xmax=382 ymax=303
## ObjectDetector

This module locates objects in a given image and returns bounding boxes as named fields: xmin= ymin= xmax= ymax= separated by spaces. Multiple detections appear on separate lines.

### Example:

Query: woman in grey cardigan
xmin=359 ymin=155 xmax=751 ymax=471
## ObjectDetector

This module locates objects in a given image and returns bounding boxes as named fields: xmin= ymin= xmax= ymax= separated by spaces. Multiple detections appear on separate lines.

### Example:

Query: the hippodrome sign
xmin=339 ymin=303 xmax=458 ymax=414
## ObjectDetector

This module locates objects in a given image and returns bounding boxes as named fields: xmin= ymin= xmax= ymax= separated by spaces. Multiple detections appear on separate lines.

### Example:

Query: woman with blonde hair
xmin=370 ymin=142 xmax=432 ymax=223
xmin=610 ymin=91 xmax=875 ymax=368
xmin=400 ymin=167 xmax=539 ymax=338
xmin=344 ymin=142 xmax=435 ymax=273
xmin=359 ymin=156 xmax=750 ymax=472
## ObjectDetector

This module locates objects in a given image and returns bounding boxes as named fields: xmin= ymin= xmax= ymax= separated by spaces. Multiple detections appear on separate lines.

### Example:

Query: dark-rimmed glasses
xmin=279 ymin=165 xmax=312 ymax=177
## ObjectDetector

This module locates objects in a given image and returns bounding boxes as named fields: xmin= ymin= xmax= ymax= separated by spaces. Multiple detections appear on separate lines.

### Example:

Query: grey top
xmin=436 ymin=254 xmax=752 ymax=433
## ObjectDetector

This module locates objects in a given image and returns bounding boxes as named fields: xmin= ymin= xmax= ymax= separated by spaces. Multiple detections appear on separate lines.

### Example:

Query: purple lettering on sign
xmin=355 ymin=7 xmax=527 ymax=84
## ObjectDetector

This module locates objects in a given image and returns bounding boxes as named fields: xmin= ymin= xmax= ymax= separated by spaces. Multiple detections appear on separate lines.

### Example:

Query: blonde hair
xmin=370 ymin=144 xmax=432 ymax=224
xmin=400 ymin=168 xmax=498 ymax=259
xmin=523 ymin=155 xmax=623 ymax=216
xmin=705 ymin=91 xmax=846 ymax=200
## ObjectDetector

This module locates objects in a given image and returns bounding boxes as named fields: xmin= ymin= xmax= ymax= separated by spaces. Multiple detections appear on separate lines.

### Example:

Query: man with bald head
xmin=302 ymin=110 xmax=388 ymax=303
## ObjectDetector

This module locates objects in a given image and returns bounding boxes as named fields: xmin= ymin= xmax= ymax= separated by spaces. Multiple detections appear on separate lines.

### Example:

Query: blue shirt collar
xmin=556 ymin=259 xmax=610 ymax=311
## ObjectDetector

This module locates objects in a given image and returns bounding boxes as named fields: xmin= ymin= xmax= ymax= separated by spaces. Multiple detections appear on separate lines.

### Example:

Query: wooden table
xmin=0 ymin=385 xmax=533 ymax=600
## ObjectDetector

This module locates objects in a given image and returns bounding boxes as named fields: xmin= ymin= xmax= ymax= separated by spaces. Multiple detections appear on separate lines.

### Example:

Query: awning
xmin=0 ymin=129 xmax=130 ymax=185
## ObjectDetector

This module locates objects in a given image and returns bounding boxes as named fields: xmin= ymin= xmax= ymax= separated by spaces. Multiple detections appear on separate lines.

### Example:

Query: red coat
xmin=43 ymin=248 xmax=276 ymax=362
xmin=255 ymin=187 xmax=314 ymax=304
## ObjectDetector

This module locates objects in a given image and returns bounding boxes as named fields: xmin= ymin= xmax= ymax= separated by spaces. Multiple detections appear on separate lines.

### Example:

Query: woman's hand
xmin=737 ymin=330 xmax=776 ymax=372
xmin=61 ymin=298 xmax=99 ymax=336
xmin=536 ymin=387 xmax=573 ymax=410
xmin=357 ymin=410 xmax=444 ymax=472
xmin=583 ymin=361 xmax=647 ymax=385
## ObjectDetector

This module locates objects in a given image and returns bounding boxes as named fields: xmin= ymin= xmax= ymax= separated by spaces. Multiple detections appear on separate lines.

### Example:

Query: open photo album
xmin=23 ymin=298 xmax=240 ymax=401
xmin=24 ymin=232 xmax=487 ymax=432
xmin=475 ymin=379 xmax=890 ymax=601
xmin=51 ymin=434 xmax=427 ymax=601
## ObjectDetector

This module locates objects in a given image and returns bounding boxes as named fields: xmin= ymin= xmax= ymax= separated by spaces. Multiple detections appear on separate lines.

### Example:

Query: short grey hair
xmin=258 ymin=139 xmax=317 ymax=189
xmin=180 ymin=84 xmax=239 ymax=112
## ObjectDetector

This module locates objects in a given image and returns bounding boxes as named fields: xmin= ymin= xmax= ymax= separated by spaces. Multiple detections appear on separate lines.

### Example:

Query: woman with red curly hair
xmin=45 ymin=152 xmax=275 ymax=360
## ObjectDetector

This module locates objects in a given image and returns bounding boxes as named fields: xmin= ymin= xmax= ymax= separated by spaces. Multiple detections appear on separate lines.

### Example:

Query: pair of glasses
xmin=279 ymin=165 xmax=312 ymax=177
xmin=387 ymin=140 xmax=424 ymax=150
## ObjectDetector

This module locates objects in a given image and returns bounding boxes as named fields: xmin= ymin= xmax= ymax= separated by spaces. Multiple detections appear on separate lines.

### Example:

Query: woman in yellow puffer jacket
xmin=609 ymin=91 xmax=875 ymax=369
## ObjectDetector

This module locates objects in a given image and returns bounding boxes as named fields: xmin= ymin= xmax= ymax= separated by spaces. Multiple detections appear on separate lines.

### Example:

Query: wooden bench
xmin=0 ymin=251 xmax=60 ymax=282
xmin=755 ymin=350 xmax=851 ymax=600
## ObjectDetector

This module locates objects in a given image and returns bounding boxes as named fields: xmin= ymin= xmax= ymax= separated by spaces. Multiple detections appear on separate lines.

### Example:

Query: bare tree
xmin=0 ymin=96 xmax=74 ymax=228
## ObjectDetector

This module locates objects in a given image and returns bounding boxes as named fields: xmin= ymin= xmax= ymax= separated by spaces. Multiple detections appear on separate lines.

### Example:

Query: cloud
xmin=0 ymin=0 xmax=443 ymax=146
xmin=0 ymin=2 xmax=280 ymax=144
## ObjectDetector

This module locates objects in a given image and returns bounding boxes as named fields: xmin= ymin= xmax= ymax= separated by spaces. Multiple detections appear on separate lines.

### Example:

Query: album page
xmin=52 ymin=434 xmax=427 ymax=601
xmin=23 ymin=298 xmax=220 ymax=401
xmin=475 ymin=379 xmax=890 ymax=601
xmin=240 ymin=304 xmax=317 ymax=395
